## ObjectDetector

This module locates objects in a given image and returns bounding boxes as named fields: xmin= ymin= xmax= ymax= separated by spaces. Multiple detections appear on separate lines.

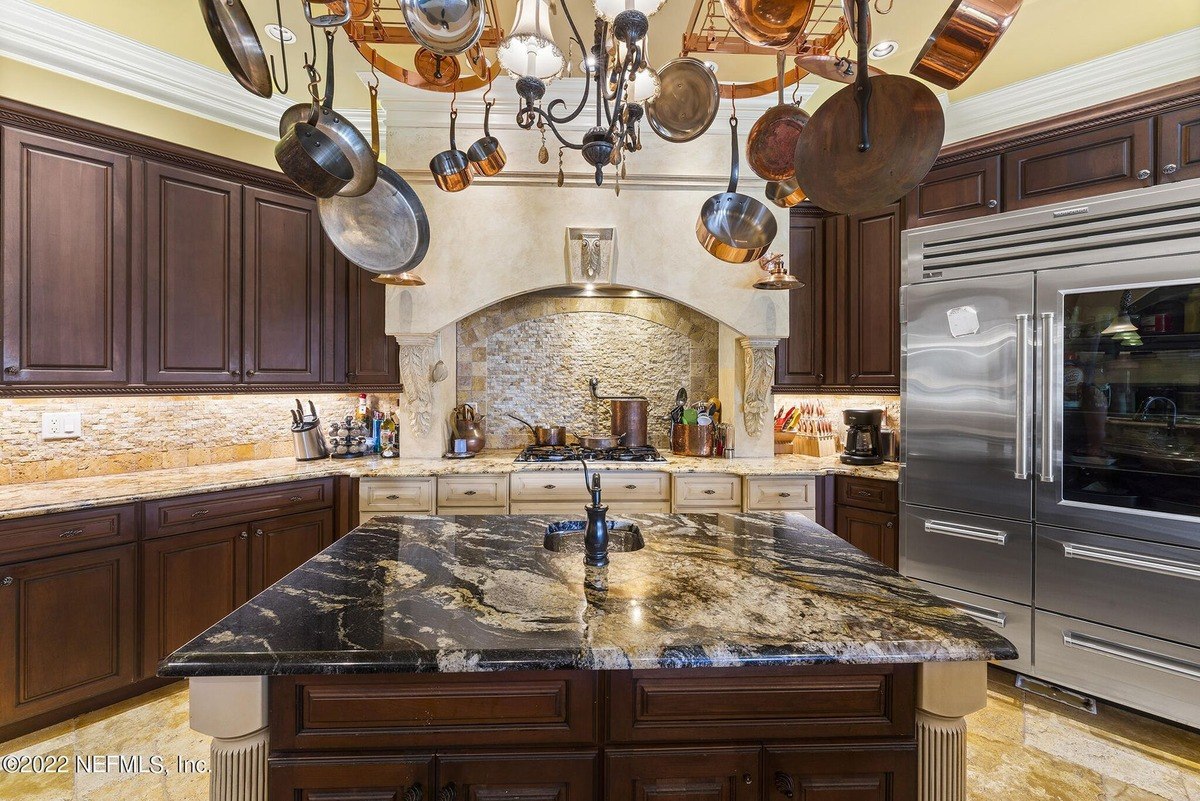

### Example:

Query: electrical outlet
xmin=41 ymin=412 xmax=82 ymax=440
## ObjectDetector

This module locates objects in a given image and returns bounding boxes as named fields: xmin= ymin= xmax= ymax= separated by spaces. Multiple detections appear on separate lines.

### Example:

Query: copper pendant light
xmin=753 ymin=253 xmax=802 ymax=290
xmin=372 ymin=272 xmax=427 ymax=287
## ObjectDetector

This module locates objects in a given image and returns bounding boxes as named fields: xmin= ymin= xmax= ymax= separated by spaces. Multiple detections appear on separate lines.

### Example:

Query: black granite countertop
xmin=159 ymin=512 xmax=1016 ymax=677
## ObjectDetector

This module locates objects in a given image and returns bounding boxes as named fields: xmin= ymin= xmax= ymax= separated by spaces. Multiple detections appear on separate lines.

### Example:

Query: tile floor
xmin=1 ymin=669 xmax=1198 ymax=800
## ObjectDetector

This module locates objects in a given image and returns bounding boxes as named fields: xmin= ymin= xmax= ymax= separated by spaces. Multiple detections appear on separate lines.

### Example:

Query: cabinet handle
xmin=1137 ymin=168 xmax=1152 ymax=180
xmin=289 ymin=496 xmax=303 ymax=502
xmin=625 ymin=484 xmax=637 ymax=490
xmin=191 ymin=509 xmax=210 ymax=518
xmin=817 ymin=373 xmax=824 ymax=382
xmin=464 ymin=490 xmax=478 ymax=496
xmin=239 ymin=531 xmax=248 ymax=539
xmin=779 ymin=492 xmax=791 ymax=498
xmin=386 ymin=494 xmax=401 ymax=500
xmin=925 ymin=520 xmax=1008 ymax=545
xmin=855 ymin=489 xmax=873 ymax=498
xmin=246 ymin=369 xmax=256 ymax=376
xmin=346 ymin=371 xmax=356 ymax=380
xmin=543 ymin=484 xmax=557 ymax=490
xmin=986 ymin=199 xmax=999 ymax=209
xmin=743 ymin=773 xmax=753 ymax=785
xmin=437 ymin=783 xmax=456 ymax=801
xmin=774 ymin=771 xmax=795 ymax=799
xmin=1 ymin=577 xmax=12 ymax=587
xmin=58 ymin=528 xmax=84 ymax=539
xmin=1163 ymin=163 xmax=1179 ymax=175
xmin=703 ymin=489 xmax=717 ymax=495
xmin=255 ymin=529 xmax=263 ymax=538
xmin=404 ymin=785 xmax=424 ymax=801
xmin=228 ymin=369 xmax=240 ymax=377
xmin=850 ymin=373 xmax=859 ymax=380
xmin=886 ymin=521 xmax=894 ymax=528
xmin=3 ymin=366 xmax=18 ymax=375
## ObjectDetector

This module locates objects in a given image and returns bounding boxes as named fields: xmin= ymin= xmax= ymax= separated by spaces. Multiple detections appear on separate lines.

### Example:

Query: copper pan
xmin=746 ymin=52 xmax=810 ymax=181
xmin=796 ymin=54 xmax=884 ymax=84
xmin=911 ymin=0 xmax=1023 ymax=90
xmin=722 ymin=0 xmax=814 ymax=48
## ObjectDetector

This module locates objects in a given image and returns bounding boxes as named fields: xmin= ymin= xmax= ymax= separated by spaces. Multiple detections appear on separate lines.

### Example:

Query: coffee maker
xmin=841 ymin=408 xmax=884 ymax=465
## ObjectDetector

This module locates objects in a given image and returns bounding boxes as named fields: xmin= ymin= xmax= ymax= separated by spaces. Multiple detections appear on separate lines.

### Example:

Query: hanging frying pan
xmin=697 ymin=116 xmax=778 ymax=264
xmin=795 ymin=54 xmax=884 ymax=83
xmin=402 ymin=0 xmax=485 ymax=57
xmin=746 ymin=52 xmax=809 ymax=181
xmin=275 ymin=120 xmax=354 ymax=198
xmin=646 ymin=57 xmax=721 ymax=143
xmin=319 ymin=164 xmax=430 ymax=274
xmin=198 ymin=0 xmax=272 ymax=98
xmin=911 ymin=0 xmax=1023 ymax=89
xmin=721 ymin=0 xmax=814 ymax=48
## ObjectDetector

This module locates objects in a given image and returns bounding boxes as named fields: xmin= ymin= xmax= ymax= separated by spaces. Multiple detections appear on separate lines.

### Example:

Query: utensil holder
xmin=672 ymin=423 xmax=715 ymax=457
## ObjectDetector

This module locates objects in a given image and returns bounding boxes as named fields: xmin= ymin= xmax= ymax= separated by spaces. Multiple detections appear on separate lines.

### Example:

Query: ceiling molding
xmin=942 ymin=26 xmax=1200 ymax=143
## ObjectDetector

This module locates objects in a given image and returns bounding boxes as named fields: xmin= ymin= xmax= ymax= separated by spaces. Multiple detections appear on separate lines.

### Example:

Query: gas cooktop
xmin=515 ymin=444 xmax=667 ymax=463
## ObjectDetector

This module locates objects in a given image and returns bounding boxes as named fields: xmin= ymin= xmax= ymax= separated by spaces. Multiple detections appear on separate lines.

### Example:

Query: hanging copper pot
xmin=467 ymin=100 xmax=507 ymax=177
xmin=911 ymin=0 xmax=1024 ymax=90
xmin=746 ymin=52 xmax=810 ymax=181
xmin=429 ymin=109 xmax=473 ymax=192
xmin=721 ymin=0 xmax=814 ymax=48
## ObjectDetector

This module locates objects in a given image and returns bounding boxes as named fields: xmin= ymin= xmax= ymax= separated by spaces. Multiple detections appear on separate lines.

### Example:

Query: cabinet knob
xmin=986 ymin=199 xmax=998 ymax=209
xmin=886 ymin=521 xmax=894 ymax=528
xmin=58 ymin=528 xmax=83 ymax=539
xmin=404 ymin=785 xmax=424 ymax=801
xmin=255 ymin=529 xmax=264 ymax=538
xmin=229 ymin=369 xmax=240 ymax=377
xmin=246 ymin=369 xmax=256 ymax=376
xmin=239 ymin=531 xmax=248 ymax=539
xmin=743 ymin=773 xmax=754 ymax=785
xmin=703 ymin=489 xmax=717 ymax=495
xmin=624 ymin=484 xmax=637 ymax=490
xmin=1163 ymin=163 xmax=1179 ymax=175
xmin=817 ymin=373 xmax=825 ymax=383
xmin=774 ymin=771 xmax=795 ymax=799
xmin=346 ymin=371 xmax=356 ymax=380
xmin=191 ymin=509 xmax=210 ymax=518
xmin=1137 ymin=169 xmax=1152 ymax=180
xmin=1 ymin=577 xmax=12 ymax=587
xmin=543 ymin=484 xmax=557 ymax=490
xmin=3 ymin=366 xmax=18 ymax=375
xmin=437 ymin=783 xmax=456 ymax=801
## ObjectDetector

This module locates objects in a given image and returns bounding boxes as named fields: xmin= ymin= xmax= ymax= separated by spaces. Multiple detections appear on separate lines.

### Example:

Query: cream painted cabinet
xmin=743 ymin=476 xmax=817 ymax=516
xmin=672 ymin=474 xmax=742 ymax=513
xmin=436 ymin=475 xmax=508 ymax=514
xmin=358 ymin=478 xmax=435 ymax=524
xmin=509 ymin=471 xmax=670 ymax=514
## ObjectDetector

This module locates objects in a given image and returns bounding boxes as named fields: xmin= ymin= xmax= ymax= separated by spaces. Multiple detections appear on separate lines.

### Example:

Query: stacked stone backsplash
xmin=0 ymin=393 xmax=399 ymax=485
xmin=457 ymin=294 xmax=719 ymax=449
xmin=774 ymin=393 xmax=901 ymax=450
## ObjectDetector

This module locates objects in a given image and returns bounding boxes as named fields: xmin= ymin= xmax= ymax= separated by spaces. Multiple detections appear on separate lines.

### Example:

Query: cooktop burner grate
xmin=515 ymin=444 xmax=667 ymax=463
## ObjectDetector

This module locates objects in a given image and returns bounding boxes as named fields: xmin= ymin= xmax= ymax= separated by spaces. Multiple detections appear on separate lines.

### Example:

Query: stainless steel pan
xmin=402 ymin=0 xmax=485 ymax=56
xmin=696 ymin=116 xmax=777 ymax=263
xmin=646 ymin=57 xmax=720 ymax=143
xmin=198 ymin=0 xmax=272 ymax=98
xmin=275 ymin=119 xmax=354 ymax=198
xmin=319 ymin=163 xmax=430 ymax=274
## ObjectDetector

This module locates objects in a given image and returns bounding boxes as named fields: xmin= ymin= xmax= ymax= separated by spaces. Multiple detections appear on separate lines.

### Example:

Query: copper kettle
xmin=453 ymin=404 xmax=486 ymax=453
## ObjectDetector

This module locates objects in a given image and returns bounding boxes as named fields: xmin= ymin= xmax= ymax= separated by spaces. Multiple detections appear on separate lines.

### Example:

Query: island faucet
xmin=580 ymin=458 xmax=610 ymax=568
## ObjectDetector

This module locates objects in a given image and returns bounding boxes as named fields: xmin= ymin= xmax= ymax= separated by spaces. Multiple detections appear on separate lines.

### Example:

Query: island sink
xmin=543 ymin=519 xmax=645 ymax=554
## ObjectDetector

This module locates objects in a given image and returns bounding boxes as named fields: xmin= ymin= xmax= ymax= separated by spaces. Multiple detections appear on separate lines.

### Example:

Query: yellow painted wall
xmin=0 ymin=57 xmax=277 ymax=169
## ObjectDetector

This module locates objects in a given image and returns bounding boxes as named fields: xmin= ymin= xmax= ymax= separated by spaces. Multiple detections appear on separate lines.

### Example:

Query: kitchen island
xmin=161 ymin=512 xmax=1015 ymax=801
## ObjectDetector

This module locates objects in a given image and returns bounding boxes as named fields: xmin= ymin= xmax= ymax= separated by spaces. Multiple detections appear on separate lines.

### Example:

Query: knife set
xmin=290 ymin=399 xmax=330 ymax=461
xmin=775 ymin=402 xmax=837 ymax=457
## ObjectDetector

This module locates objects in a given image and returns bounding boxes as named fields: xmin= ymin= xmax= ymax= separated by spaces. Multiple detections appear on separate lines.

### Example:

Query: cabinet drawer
xmin=1036 ymin=527 xmax=1200 ymax=648
xmin=359 ymin=478 xmax=435 ymax=513
xmin=437 ymin=475 xmax=508 ymax=510
xmin=0 ymin=505 xmax=135 ymax=561
xmin=270 ymin=754 xmax=434 ymax=801
xmin=912 ymin=579 xmax=1030 ymax=673
xmin=607 ymin=746 xmax=759 ymax=801
xmin=743 ymin=477 xmax=815 ymax=511
xmin=906 ymin=156 xmax=1001 ymax=227
xmin=1034 ymin=611 xmax=1200 ymax=730
xmin=766 ymin=744 xmax=916 ymax=801
xmin=835 ymin=476 xmax=898 ymax=513
xmin=437 ymin=751 xmax=597 ymax=801
xmin=270 ymin=671 xmax=598 ymax=750
xmin=143 ymin=479 xmax=332 ymax=538
xmin=608 ymin=665 xmax=914 ymax=743
xmin=510 ymin=472 xmax=669 ymax=503
xmin=673 ymin=475 xmax=742 ymax=512
xmin=900 ymin=505 xmax=1031 ymax=604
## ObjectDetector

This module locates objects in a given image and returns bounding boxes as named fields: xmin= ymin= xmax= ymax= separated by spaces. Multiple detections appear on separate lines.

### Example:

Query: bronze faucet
xmin=580 ymin=459 xmax=610 ymax=568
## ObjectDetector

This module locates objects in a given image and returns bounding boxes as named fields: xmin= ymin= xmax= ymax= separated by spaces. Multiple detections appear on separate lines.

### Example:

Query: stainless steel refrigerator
xmin=900 ymin=180 xmax=1200 ymax=727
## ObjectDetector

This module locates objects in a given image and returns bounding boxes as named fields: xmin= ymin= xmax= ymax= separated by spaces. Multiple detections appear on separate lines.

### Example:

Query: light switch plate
xmin=42 ymin=412 xmax=82 ymax=440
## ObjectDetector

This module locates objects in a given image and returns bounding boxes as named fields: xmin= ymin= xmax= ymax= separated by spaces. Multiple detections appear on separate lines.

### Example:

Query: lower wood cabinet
xmin=0 ymin=544 xmax=138 ymax=724
xmin=606 ymin=746 xmax=760 ymax=801
xmin=252 ymin=509 xmax=334 ymax=590
xmin=766 ymin=745 xmax=916 ymax=801
xmin=438 ymin=751 xmax=597 ymax=801
xmin=833 ymin=477 xmax=899 ymax=570
xmin=269 ymin=754 xmax=434 ymax=801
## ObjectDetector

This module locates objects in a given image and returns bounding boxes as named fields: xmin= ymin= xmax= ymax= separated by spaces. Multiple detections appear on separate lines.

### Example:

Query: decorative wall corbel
xmin=739 ymin=337 xmax=778 ymax=438
xmin=395 ymin=334 xmax=440 ymax=437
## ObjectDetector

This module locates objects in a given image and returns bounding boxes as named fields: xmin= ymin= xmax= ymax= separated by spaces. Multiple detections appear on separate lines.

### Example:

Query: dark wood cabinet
xmin=833 ymin=476 xmax=899 ymax=570
xmin=1158 ymin=105 xmax=1200 ymax=183
xmin=607 ymin=747 xmax=760 ymax=801
xmin=437 ymin=752 xmax=597 ymax=801
xmin=269 ymin=755 xmax=434 ymax=801
xmin=346 ymin=258 xmax=400 ymax=385
xmin=844 ymin=204 xmax=902 ymax=389
xmin=141 ymin=523 xmax=251 ymax=676
xmin=1 ymin=127 xmax=131 ymax=384
xmin=0 ymin=544 xmax=138 ymax=723
xmin=251 ymin=509 xmax=334 ymax=592
xmin=774 ymin=210 xmax=829 ymax=389
xmin=766 ymin=745 xmax=916 ymax=801
xmin=143 ymin=161 xmax=242 ymax=384
xmin=242 ymin=187 xmax=322 ymax=384
xmin=1002 ymin=118 xmax=1155 ymax=210
xmin=905 ymin=157 xmax=1000 ymax=228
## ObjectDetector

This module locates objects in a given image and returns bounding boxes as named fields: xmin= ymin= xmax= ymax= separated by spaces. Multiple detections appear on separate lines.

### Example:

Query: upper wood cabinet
xmin=1 ymin=128 xmax=131 ymax=384
xmin=774 ymin=211 xmax=829 ymax=389
xmin=346 ymin=257 xmax=400 ymax=385
xmin=1158 ymin=105 xmax=1200 ymax=183
xmin=143 ymin=162 xmax=242 ymax=385
xmin=242 ymin=187 xmax=322 ymax=384
xmin=844 ymin=203 xmax=901 ymax=389
xmin=905 ymin=156 xmax=1000 ymax=228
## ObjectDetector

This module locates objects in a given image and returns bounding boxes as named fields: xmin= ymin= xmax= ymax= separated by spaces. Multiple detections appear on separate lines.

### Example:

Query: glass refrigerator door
xmin=1035 ymin=253 xmax=1200 ymax=547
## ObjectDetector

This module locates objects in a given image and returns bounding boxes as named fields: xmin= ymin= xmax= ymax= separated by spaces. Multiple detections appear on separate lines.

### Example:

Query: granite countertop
xmin=159 ymin=512 xmax=1015 ymax=677
xmin=0 ymin=452 xmax=899 ymax=521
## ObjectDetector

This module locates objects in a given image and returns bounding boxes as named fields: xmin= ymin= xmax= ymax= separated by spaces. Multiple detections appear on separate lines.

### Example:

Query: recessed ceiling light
xmin=265 ymin=23 xmax=295 ymax=45
xmin=869 ymin=40 xmax=898 ymax=58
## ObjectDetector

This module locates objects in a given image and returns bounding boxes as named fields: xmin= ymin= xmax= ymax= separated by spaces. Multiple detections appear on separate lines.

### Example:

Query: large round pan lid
xmin=646 ymin=58 xmax=721 ymax=143
xmin=794 ymin=74 xmax=944 ymax=215
xmin=401 ymin=0 xmax=486 ymax=56
xmin=319 ymin=164 xmax=430 ymax=274
xmin=198 ymin=0 xmax=272 ymax=98
xmin=722 ymin=0 xmax=813 ymax=48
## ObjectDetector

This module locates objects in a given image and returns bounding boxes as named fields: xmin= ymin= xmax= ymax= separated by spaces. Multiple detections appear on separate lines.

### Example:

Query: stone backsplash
xmin=774 ymin=393 xmax=901 ymax=450
xmin=457 ymin=294 xmax=719 ymax=449
xmin=0 ymin=392 xmax=399 ymax=485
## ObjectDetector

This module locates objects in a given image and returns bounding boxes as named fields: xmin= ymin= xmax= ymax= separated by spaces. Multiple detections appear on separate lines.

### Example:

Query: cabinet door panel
xmin=144 ymin=162 xmax=241 ymax=384
xmin=141 ymin=524 xmax=250 ymax=676
xmin=775 ymin=211 xmax=828 ymax=389
xmin=905 ymin=157 xmax=1000 ymax=227
xmin=437 ymin=751 xmax=596 ymax=801
xmin=845 ymin=204 xmax=901 ymax=389
xmin=347 ymin=259 xmax=400 ymax=385
xmin=606 ymin=747 xmax=759 ymax=801
xmin=251 ymin=509 xmax=334 ymax=593
xmin=0 ymin=544 xmax=137 ymax=723
xmin=1002 ymin=119 xmax=1154 ymax=210
xmin=766 ymin=746 xmax=915 ymax=801
xmin=1157 ymin=105 xmax=1200 ymax=183
xmin=269 ymin=755 xmax=434 ymax=801
xmin=1 ymin=127 xmax=130 ymax=383
xmin=835 ymin=507 xmax=898 ymax=569
xmin=243 ymin=187 xmax=322 ymax=383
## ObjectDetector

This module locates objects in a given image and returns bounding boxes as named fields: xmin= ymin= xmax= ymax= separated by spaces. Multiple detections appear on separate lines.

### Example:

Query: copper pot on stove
xmin=589 ymin=377 xmax=649 ymax=448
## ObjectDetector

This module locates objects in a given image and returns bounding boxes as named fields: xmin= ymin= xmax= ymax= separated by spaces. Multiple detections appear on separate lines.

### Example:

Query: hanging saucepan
xmin=198 ymin=0 xmax=272 ymax=98
xmin=696 ymin=115 xmax=778 ymax=264
xmin=646 ymin=57 xmax=720 ymax=143
xmin=414 ymin=47 xmax=461 ymax=87
xmin=911 ymin=0 xmax=1024 ymax=90
xmin=794 ymin=0 xmax=944 ymax=215
xmin=402 ymin=0 xmax=485 ymax=56
xmin=765 ymin=177 xmax=806 ymax=208
xmin=795 ymin=54 xmax=885 ymax=84
xmin=275 ymin=117 xmax=354 ymax=198
xmin=721 ymin=0 xmax=814 ymax=48
xmin=746 ymin=52 xmax=810 ymax=181
xmin=319 ymin=84 xmax=429 ymax=274
xmin=279 ymin=32 xmax=378 ymax=197
xmin=467 ymin=100 xmax=506 ymax=177
xmin=430 ymin=109 xmax=473 ymax=192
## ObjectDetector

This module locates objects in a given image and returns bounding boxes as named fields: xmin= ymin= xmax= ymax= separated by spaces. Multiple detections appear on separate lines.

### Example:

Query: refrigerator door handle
xmin=1039 ymin=311 xmax=1056 ymax=483
xmin=1063 ymin=631 xmax=1200 ymax=681
xmin=1014 ymin=314 xmax=1033 ymax=479
xmin=1062 ymin=542 xmax=1200 ymax=581
xmin=924 ymin=519 xmax=1009 ymax=545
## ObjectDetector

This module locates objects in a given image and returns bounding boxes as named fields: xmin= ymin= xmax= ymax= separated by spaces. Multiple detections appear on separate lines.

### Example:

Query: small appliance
xmin=290 ymin=399 xmax=329 ymax=461
xmin=840 ymin=408 xmax=883 ymax=465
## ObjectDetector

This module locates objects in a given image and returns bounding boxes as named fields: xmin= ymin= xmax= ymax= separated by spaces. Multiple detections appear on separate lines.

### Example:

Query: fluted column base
xmin=209 ymin=728 xmax=268 ymax=801
xmin=915 ymin=662 xmax=987 ymax=801
xmin=187 ymin=676 xmax=270 ymax=801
